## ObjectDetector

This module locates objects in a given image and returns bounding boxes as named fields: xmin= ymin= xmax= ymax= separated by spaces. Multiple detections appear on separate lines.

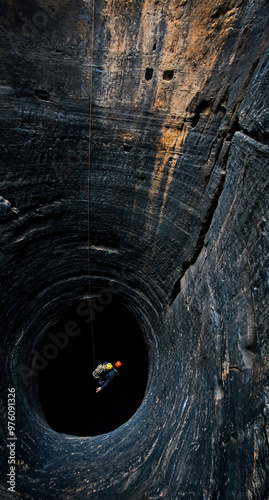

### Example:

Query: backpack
xmin=92 ymin=363 xmax=107 ymax=379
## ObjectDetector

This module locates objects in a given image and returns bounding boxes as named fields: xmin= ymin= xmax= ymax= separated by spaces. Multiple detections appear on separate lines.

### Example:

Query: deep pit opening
xmin=37 ymin=297 xmax=148 ymax=436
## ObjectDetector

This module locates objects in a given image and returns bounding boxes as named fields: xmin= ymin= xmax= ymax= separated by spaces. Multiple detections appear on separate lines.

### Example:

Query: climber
xmin=93 ymin=361 xmax=122 ymax=393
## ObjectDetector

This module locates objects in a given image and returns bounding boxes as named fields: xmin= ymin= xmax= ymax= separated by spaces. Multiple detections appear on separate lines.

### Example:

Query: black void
xmin=37 ymin=298 xmax=148 ymax=436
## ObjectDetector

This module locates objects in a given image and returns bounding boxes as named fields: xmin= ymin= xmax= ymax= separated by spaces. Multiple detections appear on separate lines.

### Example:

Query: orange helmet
xmin=115 ymin=361 xmax=122 ymax=368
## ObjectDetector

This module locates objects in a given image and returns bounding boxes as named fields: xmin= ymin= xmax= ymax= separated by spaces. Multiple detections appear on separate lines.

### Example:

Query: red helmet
xmin=115 ymin=361 xmax=122 ymax=368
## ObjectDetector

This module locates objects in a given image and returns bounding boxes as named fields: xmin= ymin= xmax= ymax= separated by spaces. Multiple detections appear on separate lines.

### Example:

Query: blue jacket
xmin=100 ymin=363 xmax=119 ymax=390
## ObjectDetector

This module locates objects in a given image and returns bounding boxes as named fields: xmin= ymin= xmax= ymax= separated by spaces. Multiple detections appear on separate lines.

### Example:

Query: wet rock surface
xmin=0 ymin=0 xmax=268 ymax=498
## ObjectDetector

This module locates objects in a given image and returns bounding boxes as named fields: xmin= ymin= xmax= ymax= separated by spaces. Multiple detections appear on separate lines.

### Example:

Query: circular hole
xmin=122 ymin=144 xmax=133 ymax=152
xmin=145 ymin=67 xmax=154 ymax=81
xmin=163 ymin=70 xmax=174 ymax=81
xmin=37 ymin=298 xmax=148 ymax=436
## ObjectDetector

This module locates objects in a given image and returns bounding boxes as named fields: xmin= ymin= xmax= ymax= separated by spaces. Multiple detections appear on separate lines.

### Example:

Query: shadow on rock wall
xmin=0 ymin=0 xmax=269 ymax=499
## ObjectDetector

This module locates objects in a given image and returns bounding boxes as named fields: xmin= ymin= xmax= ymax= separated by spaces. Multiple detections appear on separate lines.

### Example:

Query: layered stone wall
xmin=0 ymin=0 xmax=268 ymax=498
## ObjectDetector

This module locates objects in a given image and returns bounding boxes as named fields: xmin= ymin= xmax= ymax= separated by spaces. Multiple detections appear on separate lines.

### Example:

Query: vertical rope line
xmin=88 ymin=0 xmax=96 ymax=369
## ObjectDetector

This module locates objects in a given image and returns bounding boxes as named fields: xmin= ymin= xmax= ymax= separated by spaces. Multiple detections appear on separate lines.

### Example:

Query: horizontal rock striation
xmin=0 ymin=0 xmax=269 ymax=498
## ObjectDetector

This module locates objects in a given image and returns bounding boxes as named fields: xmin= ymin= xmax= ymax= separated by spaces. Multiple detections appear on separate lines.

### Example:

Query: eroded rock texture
xmin=0 ymin=0 xmax=269 ymax=498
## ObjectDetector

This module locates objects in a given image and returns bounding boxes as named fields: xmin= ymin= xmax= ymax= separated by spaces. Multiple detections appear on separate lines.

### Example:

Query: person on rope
xmin=93 ymin=361 xmax=122 ymax=393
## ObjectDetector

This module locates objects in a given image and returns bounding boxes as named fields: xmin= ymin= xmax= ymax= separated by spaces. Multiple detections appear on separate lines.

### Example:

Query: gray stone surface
xmin=0 ymin=0 xmax=268 ymax=498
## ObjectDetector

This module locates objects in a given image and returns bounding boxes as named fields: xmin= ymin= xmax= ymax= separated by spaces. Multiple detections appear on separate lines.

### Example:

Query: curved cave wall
xmin=0 ymin=0 xmax=269 ymax=499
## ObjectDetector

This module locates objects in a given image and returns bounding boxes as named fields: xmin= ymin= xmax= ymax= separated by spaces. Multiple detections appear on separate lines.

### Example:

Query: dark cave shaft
xmin=0 ymin=0 xmax=269 ymax=499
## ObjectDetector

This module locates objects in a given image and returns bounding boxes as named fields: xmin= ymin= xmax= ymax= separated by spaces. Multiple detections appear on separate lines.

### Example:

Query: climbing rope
xmin=88 ymin=0 xmax=96 ymax=369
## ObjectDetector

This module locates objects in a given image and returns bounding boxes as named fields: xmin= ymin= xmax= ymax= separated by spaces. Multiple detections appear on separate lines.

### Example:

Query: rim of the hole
xmin=33 ymin=297 xmax=150 ymax=436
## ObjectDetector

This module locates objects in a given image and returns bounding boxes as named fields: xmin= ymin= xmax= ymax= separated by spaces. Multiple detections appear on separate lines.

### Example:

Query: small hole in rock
xmin=123 ymin=144 xmax=133 ymax=152
xmin=152 ymin=42 xmax=156 ymax=51
xmin=190 ymin=99 xmax=211 ymax=128
xmin=216 ymin=103 xmax=226 ymax=117
xmin=145 ymin=68 xmax=154 ymax=81
xmin=34 ymin=89 xmax=51 ymax=101
xmin=163 ymin=70 xmax=174 ymax=81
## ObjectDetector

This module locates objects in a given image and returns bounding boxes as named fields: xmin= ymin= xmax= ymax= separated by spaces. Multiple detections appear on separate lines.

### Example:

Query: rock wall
xmin=0 ymin=0 xmax=268 ymax=498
